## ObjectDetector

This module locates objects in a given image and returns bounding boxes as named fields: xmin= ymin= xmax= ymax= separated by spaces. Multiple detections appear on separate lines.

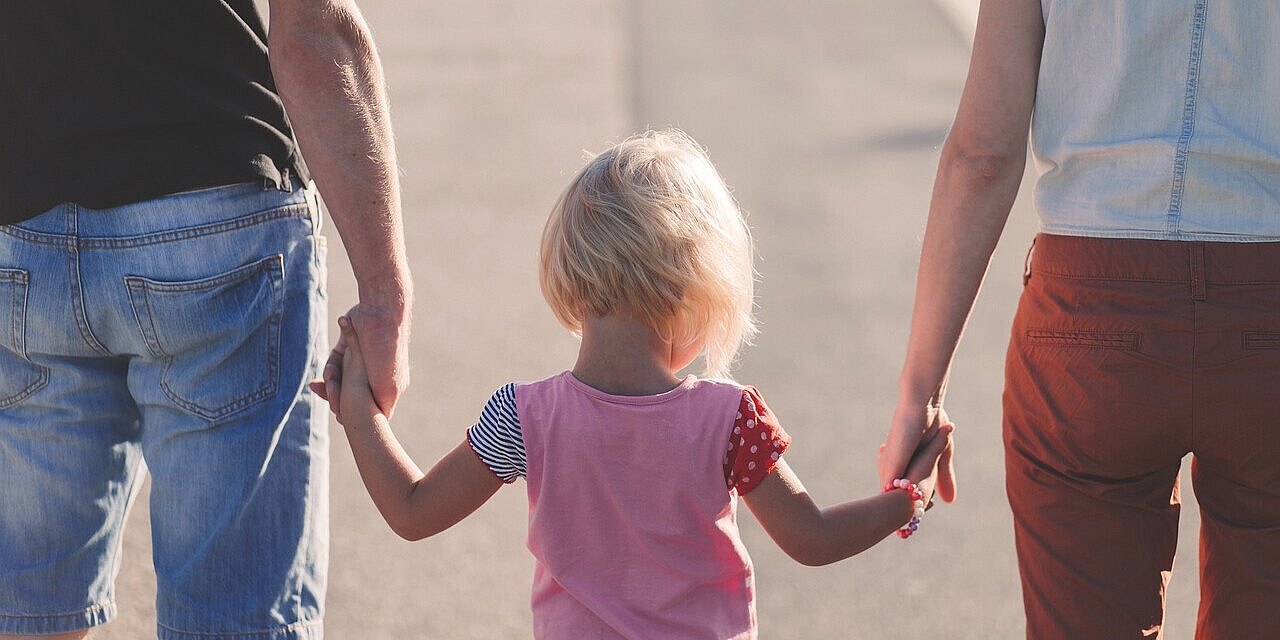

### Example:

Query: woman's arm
xmin=746 ymin=426 xmax=952 ymax=566
xmin=335 ymin=317 xmax=503 ymax=541
xmin=878 ymin=0 xmax=1046 ymax=502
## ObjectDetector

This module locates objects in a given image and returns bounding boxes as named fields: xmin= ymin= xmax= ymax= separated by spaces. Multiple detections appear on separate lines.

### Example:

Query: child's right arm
xmin=331 ymin=317 xmax=504 ymax=541
xmin=742 ymin=425 xmax=952 ymax=566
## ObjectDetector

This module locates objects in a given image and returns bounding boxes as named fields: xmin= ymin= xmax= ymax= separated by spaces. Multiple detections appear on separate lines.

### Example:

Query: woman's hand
xmin=879 ymin=402 xmax=956 ymax=503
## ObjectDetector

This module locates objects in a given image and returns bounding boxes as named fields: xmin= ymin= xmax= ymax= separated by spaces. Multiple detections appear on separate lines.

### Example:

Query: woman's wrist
xmin=896 ymin=381 xmax=943 ymax=411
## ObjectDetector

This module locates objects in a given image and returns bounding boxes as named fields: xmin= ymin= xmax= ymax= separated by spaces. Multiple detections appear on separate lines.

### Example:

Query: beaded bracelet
xmin=884 ymin=479 xmax=926 ymax=539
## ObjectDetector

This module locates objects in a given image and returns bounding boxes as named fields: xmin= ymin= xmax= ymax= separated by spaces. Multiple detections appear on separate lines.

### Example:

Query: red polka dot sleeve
xmin=723 ymin=387 xmax=791 ymax=496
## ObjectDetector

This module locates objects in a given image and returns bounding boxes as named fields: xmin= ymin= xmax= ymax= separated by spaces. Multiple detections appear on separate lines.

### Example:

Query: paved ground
xmin=101 ymin=2 xmax=1204 ymax=637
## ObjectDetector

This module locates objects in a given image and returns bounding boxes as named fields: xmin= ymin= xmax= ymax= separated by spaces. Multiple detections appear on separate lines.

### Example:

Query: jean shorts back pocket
xmin=126 ymin=255 xmax=284 ymax=421
xmin=0 ymin=268 xmax=48 ymax=408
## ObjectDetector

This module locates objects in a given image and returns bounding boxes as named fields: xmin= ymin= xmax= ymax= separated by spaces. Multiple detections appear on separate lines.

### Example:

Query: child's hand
xmin=308 ymin=330 xmax=347 ymax=412
xmin=332 ymin=315 xmax=382 ymax=425
xmin=901 ymin=422 xmax=955 ymax=507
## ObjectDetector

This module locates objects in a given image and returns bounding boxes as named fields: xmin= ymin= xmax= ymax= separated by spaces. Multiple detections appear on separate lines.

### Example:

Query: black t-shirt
xmin=0 ymin=1 xmax=310 ymax=223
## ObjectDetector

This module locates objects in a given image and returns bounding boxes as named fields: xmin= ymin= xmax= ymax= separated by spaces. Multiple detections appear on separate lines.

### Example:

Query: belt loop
xmin=263 ymin=168 xmax=293 ymax=192
xmin=1022 ymin=236 xmax=1037 ymax=285
xmin=1190 ymin=243 xmax=1207 ymax=301
xmin=303 ymin=181 xmax=323 ymax=233
xmin=63 ymin=201 xmax=76 ymax=238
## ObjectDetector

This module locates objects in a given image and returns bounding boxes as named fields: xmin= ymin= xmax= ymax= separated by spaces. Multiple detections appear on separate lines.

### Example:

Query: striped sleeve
xmin=466 ymin=383 xmax=526 ymax=483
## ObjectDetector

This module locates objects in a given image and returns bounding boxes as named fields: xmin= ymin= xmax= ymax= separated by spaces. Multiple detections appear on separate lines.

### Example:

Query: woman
xmin=879 ymin=1 xmax=1280 ymax=638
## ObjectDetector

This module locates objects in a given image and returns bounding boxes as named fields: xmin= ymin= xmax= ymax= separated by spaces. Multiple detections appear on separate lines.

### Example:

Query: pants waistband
xmin=1029 ymin=233 xmax=1280 ymax=285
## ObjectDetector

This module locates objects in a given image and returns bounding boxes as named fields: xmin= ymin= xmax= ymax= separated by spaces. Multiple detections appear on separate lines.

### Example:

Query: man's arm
xmin=267 ymin=0 xmax=412 ymax=415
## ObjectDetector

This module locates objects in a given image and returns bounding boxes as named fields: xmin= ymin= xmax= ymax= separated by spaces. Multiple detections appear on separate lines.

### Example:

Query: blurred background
xmin=101 ymin=1 xmax=1204 ymax=638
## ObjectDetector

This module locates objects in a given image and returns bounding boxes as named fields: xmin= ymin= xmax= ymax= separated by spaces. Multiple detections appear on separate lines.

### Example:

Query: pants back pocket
xmin=126 ymin=255 xmax=284 ymax=421
xmin=0 ymin=268 xmax=47 ymax=408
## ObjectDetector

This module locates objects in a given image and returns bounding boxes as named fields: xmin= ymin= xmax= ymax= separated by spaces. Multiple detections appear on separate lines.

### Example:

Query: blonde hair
xmin=540 ymin=129 xmax=756 ymax=378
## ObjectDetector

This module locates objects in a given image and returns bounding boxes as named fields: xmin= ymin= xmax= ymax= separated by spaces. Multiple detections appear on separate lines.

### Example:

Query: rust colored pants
xmin=1004 ymin=234 xmax=1280 ymax=639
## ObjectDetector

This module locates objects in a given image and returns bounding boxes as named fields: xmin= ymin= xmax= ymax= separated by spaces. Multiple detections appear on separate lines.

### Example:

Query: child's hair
xmin=539 ymin=129 xmax=756 ymax=378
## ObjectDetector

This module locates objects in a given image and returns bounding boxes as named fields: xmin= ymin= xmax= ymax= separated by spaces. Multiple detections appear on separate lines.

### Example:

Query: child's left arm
xmin=329 ymin=316 xmax=503 ymax=541
xmin=743 ymin=424 xmax=952 ymax=566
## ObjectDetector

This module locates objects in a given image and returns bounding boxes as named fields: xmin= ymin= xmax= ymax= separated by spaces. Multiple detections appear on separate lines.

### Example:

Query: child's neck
xmin=572 ymin=311 xmax=684 ymax=397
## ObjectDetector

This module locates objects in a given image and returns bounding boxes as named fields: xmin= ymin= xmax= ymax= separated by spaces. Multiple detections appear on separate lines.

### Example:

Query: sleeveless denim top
xmin=1032 ymin=1 xmax=1280 ymax=241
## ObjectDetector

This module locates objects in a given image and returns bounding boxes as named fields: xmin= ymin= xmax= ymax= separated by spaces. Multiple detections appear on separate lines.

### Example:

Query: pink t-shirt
xmin=467 ymin=372 xmax=790 ymax=639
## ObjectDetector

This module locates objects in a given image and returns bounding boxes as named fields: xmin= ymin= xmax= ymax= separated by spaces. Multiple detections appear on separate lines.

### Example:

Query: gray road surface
xmin=102 ymin=2 xmax=1203 ymax=638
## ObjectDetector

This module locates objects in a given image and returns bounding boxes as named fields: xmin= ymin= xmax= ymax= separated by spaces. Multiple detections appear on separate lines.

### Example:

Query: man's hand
xmin=311 ymin=303 xmax=410 ymax=417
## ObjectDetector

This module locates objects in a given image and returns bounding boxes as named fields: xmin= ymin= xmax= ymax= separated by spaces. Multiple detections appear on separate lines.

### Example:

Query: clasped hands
xmin=308 ymin=302 xmax=410 ymax=418
xmin=879 ymin=403 xmax=957 ymax=508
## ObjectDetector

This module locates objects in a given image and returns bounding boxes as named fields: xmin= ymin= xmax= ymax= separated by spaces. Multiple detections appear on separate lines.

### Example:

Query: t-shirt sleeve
xmin=465 ymin=383 xmax=526 ymax=483
xmin=723 ymin=386 xmax=791 ymax=496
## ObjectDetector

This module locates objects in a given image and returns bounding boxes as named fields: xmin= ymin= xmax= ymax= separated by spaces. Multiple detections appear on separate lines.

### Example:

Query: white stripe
xmin=467 ymin=383 xmax=526 ymax=481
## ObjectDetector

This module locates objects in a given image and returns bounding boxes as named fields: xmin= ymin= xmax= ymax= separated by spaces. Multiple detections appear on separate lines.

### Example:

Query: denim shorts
xmin=0 ymin=180 xmax=329 ymax=639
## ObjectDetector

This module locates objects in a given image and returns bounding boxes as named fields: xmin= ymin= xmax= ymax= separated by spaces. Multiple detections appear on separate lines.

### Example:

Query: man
xmin=0 ymin=1 xmax=411 ymax=638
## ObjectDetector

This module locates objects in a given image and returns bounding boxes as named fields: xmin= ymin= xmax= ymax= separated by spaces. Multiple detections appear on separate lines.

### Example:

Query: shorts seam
xmin=157 ymin=618 xmax=323 ymax=639
xmin=0 ymin=366 xmax=49 ymax=409
xmin=0 ymin=600 xmax=116 ymax=634
xmin=0 ymin=601 xmax=113 ymax=618
xmin=0 ymin=204 xmax=308 ymax=248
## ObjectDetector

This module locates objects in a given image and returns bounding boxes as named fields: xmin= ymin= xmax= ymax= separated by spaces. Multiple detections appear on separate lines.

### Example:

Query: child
xmin=317 ymin=130 xmax=953 ymax=639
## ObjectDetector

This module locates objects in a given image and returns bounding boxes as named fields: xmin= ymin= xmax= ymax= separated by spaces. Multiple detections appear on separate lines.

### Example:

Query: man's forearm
xmin=268 ymin=0 xmax=411 ymax=311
